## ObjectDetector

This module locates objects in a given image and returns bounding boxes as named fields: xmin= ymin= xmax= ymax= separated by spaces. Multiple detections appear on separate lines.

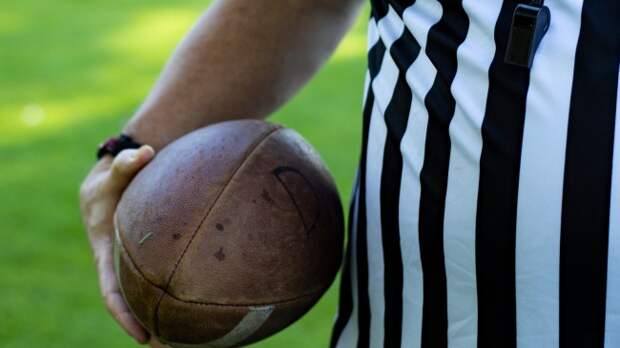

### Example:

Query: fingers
xmin=106 ymin=291 xmax=150 ymax=344
xmin=95 ymin=243 xmax=149 ymax=344
xmin=80 ymin=144 xmax=156 ymax=344
xmin=81 ymin=145 xmax=155 ymax=234
xmin=108 ymin=145 xmax=155 ymax=192
xmin=149 ymin=338 xmax=172 ymax=348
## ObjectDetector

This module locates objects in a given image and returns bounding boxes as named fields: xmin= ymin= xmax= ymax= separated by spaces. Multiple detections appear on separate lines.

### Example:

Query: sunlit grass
xmin=0 ymin=2 xmax=369 ymax=347
xmin=0 ymin=13 xmax=26 ymax=34
xmin=332 ymin=31 xmax=367 ymax=60
xmin=1 ymin=4 xmax=368 ymax=145
xmin=102 ymin=8 xmax=199 ymax=58
xmin=1 ymin=7 xmax=204 ymax=145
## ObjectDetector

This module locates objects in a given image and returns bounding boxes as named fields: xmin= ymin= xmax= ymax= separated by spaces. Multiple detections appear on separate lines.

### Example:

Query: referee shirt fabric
xmin=330 ymin=0 xmax=620 ymax=347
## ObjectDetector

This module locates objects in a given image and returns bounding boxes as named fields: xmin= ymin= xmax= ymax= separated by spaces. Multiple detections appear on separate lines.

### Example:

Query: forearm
xmin=123 ymin=0 xmax=362 ymax=149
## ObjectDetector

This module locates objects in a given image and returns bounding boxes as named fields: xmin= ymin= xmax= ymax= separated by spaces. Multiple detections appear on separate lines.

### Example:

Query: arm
xmin=125 ymin=0 xmax=362 ymax=149
xmin=79 ymin=0 xmax=363 ymax=345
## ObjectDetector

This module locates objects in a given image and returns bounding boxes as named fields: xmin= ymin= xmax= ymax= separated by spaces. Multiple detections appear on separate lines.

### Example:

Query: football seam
xmin=148 ymin=125 xmax=284 ymax=334
xmin=116 ymin=124 xmax=284 ymax=334
xmin=160 ymin=284 xmax=327 ymax=307
xmin=119 ymin=242 xmax=328 ymax=307
xmin=159 ymin=125 xmax=283 ymax=290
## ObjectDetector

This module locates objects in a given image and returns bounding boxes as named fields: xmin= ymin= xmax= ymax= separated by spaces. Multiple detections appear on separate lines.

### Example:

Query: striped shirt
xmin=331 ymin=0 xmax=619 ymax=347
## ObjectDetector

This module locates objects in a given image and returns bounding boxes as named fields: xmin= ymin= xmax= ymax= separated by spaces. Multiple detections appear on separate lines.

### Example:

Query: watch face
xmin=97 ymin=135 xmax=140 ymax=159
xmin=102 ymin=138 xmax=120 ymax=150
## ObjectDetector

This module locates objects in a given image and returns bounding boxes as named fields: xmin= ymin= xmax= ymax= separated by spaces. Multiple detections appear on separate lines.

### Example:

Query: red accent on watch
xmin=97 ymin=134 xmax=142 ymax=159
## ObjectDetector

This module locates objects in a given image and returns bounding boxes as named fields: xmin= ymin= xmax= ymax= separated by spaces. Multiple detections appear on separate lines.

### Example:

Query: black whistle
xmin=505 ymin=1 xmax=551 ymax=68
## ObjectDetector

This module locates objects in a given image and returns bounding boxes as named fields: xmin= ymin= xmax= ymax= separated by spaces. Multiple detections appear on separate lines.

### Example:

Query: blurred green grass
xmin=0 ymin=1 xmax=368 ymax=347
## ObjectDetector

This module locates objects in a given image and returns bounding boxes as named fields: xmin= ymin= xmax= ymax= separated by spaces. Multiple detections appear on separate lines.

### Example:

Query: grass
xmin=0 ymin=1 xmax=369 ymax=347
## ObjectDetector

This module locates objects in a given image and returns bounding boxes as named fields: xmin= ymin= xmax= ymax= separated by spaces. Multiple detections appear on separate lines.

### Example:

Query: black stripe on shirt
xmin=390 ymin=0 xmax=416 ymax=16
xmin=417 ymin=1 xmax=469 ymax=347
xmin=559 ymin=1 xmax=620 ymax=346
xmin=380 ymin=26 xmax=421 ymax=348
xmin=330 ymin=182 xmax=357 ymax=348
xmin=370 ymin=0 xmax=389 ymax=19
xmin=475 ymin=1 xmax=532 ymax=347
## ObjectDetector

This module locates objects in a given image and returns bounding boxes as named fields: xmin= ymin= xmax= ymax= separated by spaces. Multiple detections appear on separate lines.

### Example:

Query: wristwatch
xmin=97 ymin=134 xmax=143 ymax=159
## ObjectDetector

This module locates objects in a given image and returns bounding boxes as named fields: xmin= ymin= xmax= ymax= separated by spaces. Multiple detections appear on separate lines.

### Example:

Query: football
xmin=114 ymin=119 xmax=344 ymax=347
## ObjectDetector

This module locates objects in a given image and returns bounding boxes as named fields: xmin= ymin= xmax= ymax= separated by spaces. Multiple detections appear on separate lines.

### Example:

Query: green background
xmin=0 ymin=1 xmax=369 ymax=347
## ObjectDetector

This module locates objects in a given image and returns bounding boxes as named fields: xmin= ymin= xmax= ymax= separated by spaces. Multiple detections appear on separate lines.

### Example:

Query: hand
xmin=79 ymin=145 xmax=155 ymax=344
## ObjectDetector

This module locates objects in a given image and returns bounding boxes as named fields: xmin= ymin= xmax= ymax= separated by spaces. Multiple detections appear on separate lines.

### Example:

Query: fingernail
xmin=142 ymin=145 xmax=155 ymax=157
xmin=131 ymin=330 xmax=148 ymax=344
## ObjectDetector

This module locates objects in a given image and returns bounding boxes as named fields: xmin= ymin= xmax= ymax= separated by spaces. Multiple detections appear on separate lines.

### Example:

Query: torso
xmin=331 ymin=0 xmax=620 ymax=347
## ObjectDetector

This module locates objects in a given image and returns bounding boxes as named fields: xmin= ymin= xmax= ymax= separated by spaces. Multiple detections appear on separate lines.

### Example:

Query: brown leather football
xmin=113 ymin=120 xmax=344 ymax=347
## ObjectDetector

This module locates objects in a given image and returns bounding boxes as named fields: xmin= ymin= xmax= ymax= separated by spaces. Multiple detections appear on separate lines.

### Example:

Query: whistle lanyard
xmin=505 ymin=0 xmax=551 ymax=68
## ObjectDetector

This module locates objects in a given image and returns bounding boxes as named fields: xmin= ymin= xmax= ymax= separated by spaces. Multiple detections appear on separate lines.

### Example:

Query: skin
xmin=79 ymin=0 xmax=363 ymax=346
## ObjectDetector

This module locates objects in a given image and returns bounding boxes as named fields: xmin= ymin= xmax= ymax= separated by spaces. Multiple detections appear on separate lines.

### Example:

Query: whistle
xmin=505 ymin=1 xmax=551 ymax=68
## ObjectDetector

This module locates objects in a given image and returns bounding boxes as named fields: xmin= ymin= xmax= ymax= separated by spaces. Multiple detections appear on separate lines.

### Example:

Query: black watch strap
xmin=97 ymin=134 xmax=143 ymax=159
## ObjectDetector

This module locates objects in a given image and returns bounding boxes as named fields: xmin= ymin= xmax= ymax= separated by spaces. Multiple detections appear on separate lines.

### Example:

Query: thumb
xmin=108 ymin=145 xmax=155 ymax=192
